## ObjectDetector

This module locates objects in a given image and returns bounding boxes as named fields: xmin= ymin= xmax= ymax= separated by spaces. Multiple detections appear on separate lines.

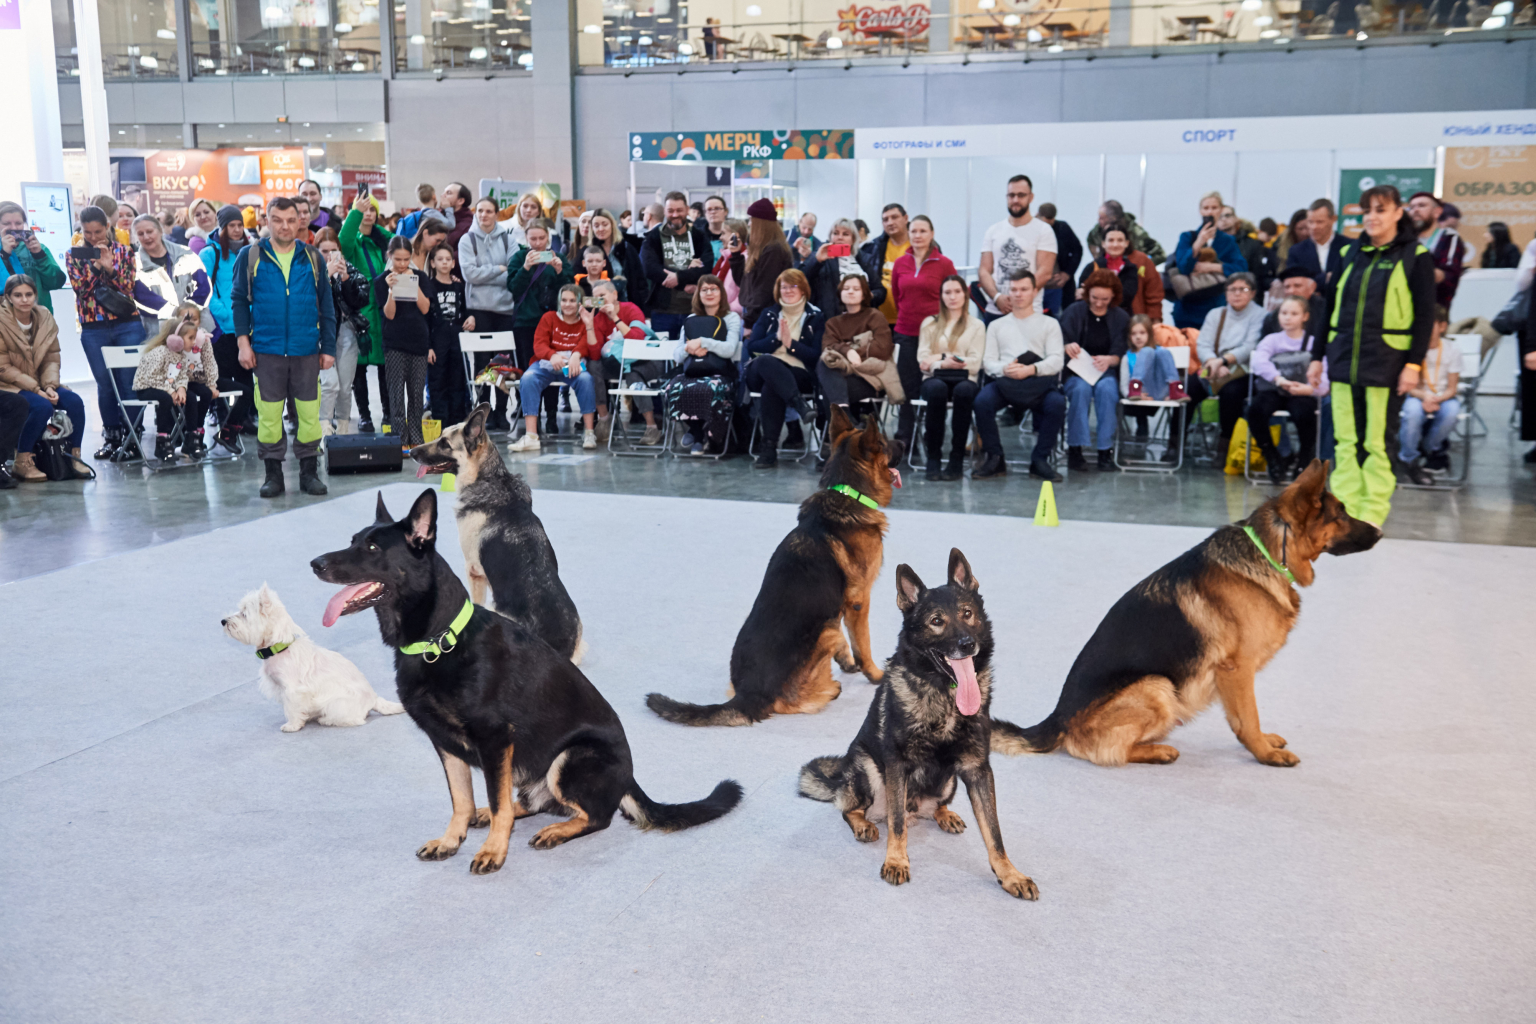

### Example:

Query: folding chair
xmin=609 ymin=332 xmax=673 ymax=457
xmin=101 ymin=345 xmax=162 ymax=469
xmin=1399 ymin=333 xmax=1495 ymax=491
xmin=1114 ymin=346 xmax=1191 ymax=473
xmin=1244 ymin=371 xmax=1322 ymax=487
xmin=459 ymin=331 xmax=517 ymax=432
xmin=203 ymin=386 xmax=247 ymax=459
xmin=748 ymin=390 xmax=822 ymax=463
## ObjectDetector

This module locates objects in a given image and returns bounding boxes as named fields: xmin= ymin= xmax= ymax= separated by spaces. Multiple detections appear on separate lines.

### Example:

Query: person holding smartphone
xmin=798 ymin=219 xmax=880 ymax=316
xmin=0 ymin=202 xmax=67 ymax=314
xmin=339 ymin=190 xmax=395 ymax=433
xmin=374 ymin=235 xmax=433 ymax=449
xmin=506 ymin=219 xmax=573 ymax=436
xmin=1170 ymin=191 xmax=1248 ymax=329
xmin=67 ymin=206 xmax=146 ymax=461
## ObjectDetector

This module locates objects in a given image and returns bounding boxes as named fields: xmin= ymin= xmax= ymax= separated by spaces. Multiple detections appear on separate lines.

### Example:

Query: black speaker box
xmin=326 ymin=433 xmax=403 ymax=474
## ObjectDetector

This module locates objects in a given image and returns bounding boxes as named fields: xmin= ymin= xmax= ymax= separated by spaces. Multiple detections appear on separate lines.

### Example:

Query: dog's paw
xmin=834 ymin=651 xmax=859 ymax=673
xmin=280 ymin=721 xmax=305 ymax=733
xmin=863 ymin=666 xmax=884 ymax=684
xmin=998 ymin=872 xmax=1040 ymax=901
xmin=1264 ymin=733 xmax=1288 ymax=749
xmin=1256 ymin=746 xmax=1300 ymax=767
xmin=880 ymin=859 xmax=910 ymax=886
xmin=469 ymin=807 xmax=491 ymax=828
xmin=469 ymin=848 xmax=506 ymax=875
xmin=416 ymin=838 xmax=461 ymax=861
xmin=934 ymin=807 xmax=967 ymax=834
xmin=529 ymin=824 xmax=574 ymax=850
xmin=849 ymin=819 xmax=880 ymax=843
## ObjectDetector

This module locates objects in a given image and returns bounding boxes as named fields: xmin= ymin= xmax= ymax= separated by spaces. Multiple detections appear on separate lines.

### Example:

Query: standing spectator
xmin=185 ymin=199 xmax=220 ymax=254
xmin=799 ymin=218 xmax=877 ymax=316
xmin=916 ymin=274 xmax=985 ymax=481
xmin=503 ymin=193 xmax=548 ymax=250
xmin=977 ymin=175 xmax=1058 ymax=323
xmin=818 ymin=274 xmax=895 ymax=417
xmin=397 ymin=183 xmax=438 ymax=240
xmin=1076 ymin=223 xmax=1163 ymax=322
xmin=853 ymin=219 xmax=871 ymax=247
xmin=1171 ymin=191 xmax=1248 ymax=329
xmin=131 ymin=214 xmax=212 ymax=331
xmin=1085 ymin=199 xmax=1166 ymax=265
xmin=1480 ymin=221 xmax=1522 ymax=268
xmin=591 ymin=208 xmax=645 ymax=306
xmin=742 ymin=268 xmax=824 ymax=469
xmin=1191 ymin=273 xmax=1266 ymax=454
xmin=1262 ymin=265 xmax=1327 ymax=337
xmin=66 ymin=206 xmax=145 ymax=462
xmin=858 ymin=203 xmax=911 ymax=331
xmin=374 ymin=236 xmax=433 ymax=449
xmin=230 ymin=196 xmax=336 ymax=499
xmin=507 ymin=219 xmax=573 ymax=436
xmin=0 ymin=275 xmax=89 ymax=480
xmin=408 ymin=215 xmax=450 ymax=274
xmin=575 ymin=245 xmax=625 ymax=301
xmin=1060 ymin=268 xmax=1129 ymax=471
xmin=167 ymin=208 xmax=190 ymax=246
xmin=1247 ymin=295 xmax=1328 ymax=485
xmin=1399 ymin=306 xmax=1460 ymax=484
xmin=424 ymin=242 xmax=473 ymax=429
xmin=508 ymin=284 xmax=604 ymax=452
xmin=202 ymin=205 xmax=256 ymax=445
xmin=714 ymin=219 xmax=748 ymax=314
xmin=1285 ymin=199 xmax=1344 ymax=290
xmin=441 ymin=182 xmax=475 ymax=253
xmin=696 ymin=195 xmax=730 ymax=261
xmin=730 ymin=198 xmax=794 ymax=330
xmin=1036 ymin=202 xmax=1082 ymax=317
xmin=642 ymin=191 xmax=713 ymax=340
xmin=1275 ymin=208 xmax=1310 ymax=266
xmin=1311 ymin=184 xmax=1435 ymax=525
xmin=1517 ymin=237 xmax=1536 ymax=463
xmin=458 ymin=196 xmax=519 ymax=430
xmin=339 ymin=192 xmax=394 ymax=433
xmin=1224 ymin=210 xmax=1277 ymax=295
xmin=973 ymin=270 xmax=1065 ymax=482
xmin=314 ymin=228 xmax=370 ymax=435
xmin=114 ymin=204 xmax=139 ymax=243
xmin=1408 ymin=191 xmax=1468 ymax=308
xmin=687 ymin=203 xmax=705 ymax=230
xmin=890 ymin=215 xmax=955 ymax=451
xmin=787 ymin=212 xmax=820 ymax=259
xmin=298 ymin=179 xmax=336 ymax=234
xmin=0 ymin=202 xmax=67 ymax=313
xmin=619 ymin=207 xmax=635 ymax=240
xmin=291 ymin=199 xmax=316 ymax=246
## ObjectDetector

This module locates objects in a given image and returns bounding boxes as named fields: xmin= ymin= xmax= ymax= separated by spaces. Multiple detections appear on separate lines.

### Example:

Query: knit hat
xmin=216 ymin=205 xmax=244 ymax=231
xmin=746 ymin=198 xmax=778 ymax=222
xmin=242 ymin=207 xmax=258 ymax=230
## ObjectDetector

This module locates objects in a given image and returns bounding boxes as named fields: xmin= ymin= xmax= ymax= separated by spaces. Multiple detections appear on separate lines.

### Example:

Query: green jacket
xmin=338 ymin=209 xmax=395 ymax=366
xmin=1324 ymin=223 xmax=1436 ymax=389
xmin=1085 ymin=212 xmax=1166 ymax=267
xmin=0 ymin=241 xmax=68 ymax=313
xmin=507 ymin=246 xmax=574 ymax=330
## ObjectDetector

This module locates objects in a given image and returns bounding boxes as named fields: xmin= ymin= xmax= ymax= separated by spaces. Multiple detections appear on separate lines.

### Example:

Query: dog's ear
xmin=859 ymin=411 xmax=885 ymax=454
xmin=463 ymin=404 xmax=489 ymax=450
xmin=258 ymin=582 xmax=274 ymax=609
xmin=1280 ymin=458 xmax=1329 ymax=522
xmin=828 ymin=403 xmax=856 ymax=443
xmin=948 ymin=548 xmax=978 ymax=592
xmin=375 ymin=492 xmax=393 ymax=524
xmin=405 ymin=488 xmax=437 ymax=550
xmin=895 ymin=564 xmax=926 ymax=612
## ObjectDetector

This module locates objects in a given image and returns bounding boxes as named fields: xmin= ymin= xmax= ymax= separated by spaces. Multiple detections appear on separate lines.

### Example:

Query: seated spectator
xmin=0 ymin=275 xmax=89 ymax=481
xmin=132 ymin=214 xmax=213 ymax=332
xmin=799 ymin=219 xmax=880 ymax=316
xmin=972 ymin=270 xmax=1065 ymax=483
xmin=1247 ymin=295 xmax=1329 ymax=485
xmin=1171 ymin=191 xmax=1247 ymax=329
xmin=0 ymin=387 xmax=27 ymax=487
xmin=1119 ymin=314 xmax=1183 ymax=444
xmin=1060 ymin=268 xmax=1129 ymax=471
xmin=1262 ymin=265 xmax=1327 ymax=338
xmin=1481 ymin=221 xmax=1522 ymax=269
xmin=507 ymin=218 xmax=573 ymax=435
xmin=0 ymin=202 xmax=68 ymax=312
xmin=818 ymin=274 xmax=896 ymax=419
xmin=916 ymin=274 xmax=984 ymax=482
xmin=1075 ymin=222 xmax=1163 ymax=323
xmin=510 ymin=284 xmax=603 ymax=452
xmin=1400 ymin=306 xmax=1461 ymax=484
xmin=743 ymin=268 xmax=825 ymax=469
xmin=576 ymin=244 xmax=627 ymax=302
xmin=375 ymin=235 xmax=433 ymax=449
xmin=1191 ymin=273 xmax=1266 ymax=453
xmin=590 ymin=279 xmax=654 ymax=443
xmin=133 ymin=309 xmax=221 ymax=462
xmin=661 ymin=274 xmax=741 ymax=455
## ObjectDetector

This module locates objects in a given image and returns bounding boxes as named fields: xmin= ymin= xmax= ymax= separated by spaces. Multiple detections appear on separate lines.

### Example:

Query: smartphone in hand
xmin=825 ymin=243 xmax=851 ymax=258
xmin=70 ymin=245 xmax=101 ymax=261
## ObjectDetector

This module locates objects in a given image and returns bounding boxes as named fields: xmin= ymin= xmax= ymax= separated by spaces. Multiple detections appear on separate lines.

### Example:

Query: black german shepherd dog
xmin=799 ymin=549 xmax=1038 ymax=900
xmin=311 ymin=488 xmax=742 ymax=875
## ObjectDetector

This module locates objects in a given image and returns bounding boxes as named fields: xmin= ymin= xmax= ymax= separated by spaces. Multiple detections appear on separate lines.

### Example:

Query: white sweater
xmin=983 ymin=312 xmax=1064 ymax=379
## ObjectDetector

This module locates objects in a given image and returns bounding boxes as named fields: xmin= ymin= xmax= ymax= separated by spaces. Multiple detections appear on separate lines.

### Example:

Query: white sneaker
xmin=640 ymin=425 xmax=663 ymax=446
xmin=336 ymin=418 xmax=355 ymax=435
xmin=509 ymin=432 xmax=541 ymax=452
xmin=321 ymin=421 xmax=336 ymax=437
xmin=582 ymin=429 xmax=598 ymax=450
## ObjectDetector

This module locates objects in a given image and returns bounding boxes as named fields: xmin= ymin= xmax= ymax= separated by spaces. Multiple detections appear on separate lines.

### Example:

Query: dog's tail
xmin=990 ymin=715 xmax=1063 ymax=756
xmin=620 ymin=779 xmax=744 ymax=833
xmin=796 ymin=755 xmax=846 ymax=802
xmin=644 ymin=691 xmax=758 ymax=727
xmin=372 ymin=696 xmax=406 ymax=716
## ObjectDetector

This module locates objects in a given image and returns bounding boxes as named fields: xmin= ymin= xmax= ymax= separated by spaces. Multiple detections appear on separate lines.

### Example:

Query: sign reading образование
xmin=630 ymin=130 xmax=855 ymax=162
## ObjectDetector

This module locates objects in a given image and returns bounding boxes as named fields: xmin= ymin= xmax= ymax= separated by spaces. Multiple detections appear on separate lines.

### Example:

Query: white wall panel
xmin=1234 ymin=149 xmax=1332 ymax=226
xmin=1104 ymin=153 xmax=1143 ymax=220
xmin=1053 ymin=154 xmax=1104 ymax=242
xmin=1140 ymin=152 xmax=1237 ymax=259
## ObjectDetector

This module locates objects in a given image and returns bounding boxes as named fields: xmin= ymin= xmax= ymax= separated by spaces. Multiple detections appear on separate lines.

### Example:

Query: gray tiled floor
xmin=2 ymin=388 xmax=1532 ymax=585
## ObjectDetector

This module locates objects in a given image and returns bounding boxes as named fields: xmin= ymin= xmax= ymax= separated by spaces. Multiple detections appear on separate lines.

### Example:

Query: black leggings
xmin=212 ymin=334 xmax=255 ymax=429
xmin=920 ymin=375 xmax=979 ymax=460
xmin=1247 ymin=388 xmax=1319 ymax=464
xmin=744 ymin=357 xmax=814 ymax=448
xmin=139 ymin=382 xmax=213 ymax=436
xmin=892 ymin=332 xmax=922 ymax=444
xmin=352 ymin=362 xmax=390 ymax=423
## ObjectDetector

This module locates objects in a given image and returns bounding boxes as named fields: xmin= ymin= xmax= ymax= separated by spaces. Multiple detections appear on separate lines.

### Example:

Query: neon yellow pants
xmin=1330 ymin=384 xmax=1395 ymax=526
xmin=253 ymin=351 xmax=322 ymax=461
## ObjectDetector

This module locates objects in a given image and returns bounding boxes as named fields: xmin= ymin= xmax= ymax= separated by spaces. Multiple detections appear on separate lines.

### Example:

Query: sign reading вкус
xmin=630 ymin=130 xmax=855 ymax=162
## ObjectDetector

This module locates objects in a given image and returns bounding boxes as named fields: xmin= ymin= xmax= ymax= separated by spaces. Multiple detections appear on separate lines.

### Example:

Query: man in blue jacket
xmin=1170 ymin=191 xmax=1248 ymax=329
xmin=231 ymin=197 xmax=336 ymax=498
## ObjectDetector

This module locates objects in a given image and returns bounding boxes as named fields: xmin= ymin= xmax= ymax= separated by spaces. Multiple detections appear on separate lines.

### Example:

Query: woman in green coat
xmin=339 ymin=193 xmax=394 ymax=432
xmin=0 ymin=202 xmax=68 ymax=313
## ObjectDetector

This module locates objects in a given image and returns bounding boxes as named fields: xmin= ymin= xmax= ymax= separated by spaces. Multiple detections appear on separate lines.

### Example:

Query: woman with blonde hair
xmin=503 ymin=193 xmax=548 ymax=249
xmin=186 ymin=199 xmax=220 ymax=254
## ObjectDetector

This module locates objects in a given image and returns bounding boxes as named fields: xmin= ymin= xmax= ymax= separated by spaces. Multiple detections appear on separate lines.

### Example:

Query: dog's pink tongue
xmin=415 ymin=463 xmax=428 ymax=479
xmin=950 ymin=657 xmax=981 ymax=716
xmin=890 ymin=467 xmax=903 ymax=489
xmin=322 ymin=583 xmax=373 ymax=628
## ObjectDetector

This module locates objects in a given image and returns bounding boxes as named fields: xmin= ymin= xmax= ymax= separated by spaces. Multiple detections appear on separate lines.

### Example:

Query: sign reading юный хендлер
xmin=630 ymin=130 xmax=855 ymax=162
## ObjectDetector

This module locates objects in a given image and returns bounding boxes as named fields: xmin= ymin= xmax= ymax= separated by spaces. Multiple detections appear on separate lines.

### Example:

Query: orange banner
xmin=142 ymin=148 xmax=308 ymax=215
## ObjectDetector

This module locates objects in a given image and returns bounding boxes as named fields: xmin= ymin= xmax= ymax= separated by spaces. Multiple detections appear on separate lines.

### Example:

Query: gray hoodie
xmin=457 ymin=220 xmax=517 ymax=315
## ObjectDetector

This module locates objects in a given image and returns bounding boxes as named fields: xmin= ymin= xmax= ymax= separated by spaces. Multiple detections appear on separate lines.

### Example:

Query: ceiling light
xmin=297 ymin=56 xmax=315 ymax=66
xmin=1274 ymin=35 xmax=1290 ymax=42
xmin=1002 ymin=13 xmax=1020 ymax=25
xmin=215 ymin=68 xmax=227 ymax=74
xmin=639 ymin=35 xmax=652 ymax=44
xmin=218 ymin=122 xmax=226 ymax=127
xmin=336 ymin=21 xmax=353 ymax=32
xmin=517 ymin=52 xmax=532 ymax=65
xmin=1493 ymin=0 xmax=1514 ymax=11
xmin=746 ymin=4 xmax=761 ymax=14
xmin=1026 ymin=27 xmax=1042 ymax=40
xmin=198 ymin=58 xmax=214 ymax=67
xmin=469 ymin=45 xmax=488 ymax=58
xmin=1047 ymin=42 xmax=1063 ymax=52
xmin=978 ymin=0 xmax=996 ymax=7
xmin=139 ymin=55 xmax=159 ymax=69
xmin=1255 ymin=15 xmax=1273 ymax=25
xmin=1259 ymin=27 xmax=1279 ymax=36
xmin=307 ymin=146 xmax=325 ymax=156
xmin=410 ymin=33 xmax=425 ymax=44
xmin=117 ymin=129 xmax=126 ymax=134
xmin=156 ymin=28 xmax=176 ymax=39
xmin=583 ymin=23 xmax=600 ymax=32
xmin=677 ymin=41 xmax=694 ymax=54
xmin=1241 ymin=0 xmax=1263 ymax=8
xmin=657 ymin=17 xmax=673 ymax=22
xmin=1356 ymin=29 xmax=1368 ymax=38
xmin=826 ymin=36 xmax=842 ymax=48
xmin=1482 ymin=14 xmax=1507 ymax=26
xmin=69 ymin=68 xmax=79 ymax=76
xmin=351 ymin=61 xmax=366 ymax=70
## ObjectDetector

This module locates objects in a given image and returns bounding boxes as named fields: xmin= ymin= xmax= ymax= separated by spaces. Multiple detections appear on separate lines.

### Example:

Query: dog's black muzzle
xmin=1327 ymin=518 xmax=1383 ymax=556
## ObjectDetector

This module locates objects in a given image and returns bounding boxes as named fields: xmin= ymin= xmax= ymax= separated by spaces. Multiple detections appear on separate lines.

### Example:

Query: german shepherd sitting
xmin=646 ymin=406 xmax=903 ymax=727
xmin=992 ymin=460 xmax=1380 ymax=769
xmin=311 ymin=488 xmax=742 ymax=874
xmin=409 ymin=404 xmax=585 ymax=665
xmin=799 ymin=550 xmax=1038 ymax=900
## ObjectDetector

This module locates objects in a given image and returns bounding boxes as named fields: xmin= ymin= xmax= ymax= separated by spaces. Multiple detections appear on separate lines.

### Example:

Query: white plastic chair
xmin=609 ymin=332 xmax=673 ymax=457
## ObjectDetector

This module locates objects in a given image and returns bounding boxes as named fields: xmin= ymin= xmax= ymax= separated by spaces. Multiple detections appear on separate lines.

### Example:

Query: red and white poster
xmin=341 ymin=169 xmax=388 ymax=201
xmin=837 ymin=3 xmax=930 ymax=38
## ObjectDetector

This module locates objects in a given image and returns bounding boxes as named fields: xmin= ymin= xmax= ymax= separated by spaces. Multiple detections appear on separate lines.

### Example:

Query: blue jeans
xmin=17 ymin=387 xmax=87 ymax=452
xmin=80 ymin=319 xmax=148 ymax=429
xmin=974 ymin=378 xmax=1065 ymax=464
xmin=1042 ymin=287 xmax=1063 ymax=316
xmin=1065 ymin=373 xmax=1119 ymax=450
xmin=1399 ymin=395 xmax=1460 ymax=462
xmin=520 ymin=361 xmax=597 ymax=417
xmin=1128 ymin=347 xmax=1178 ymax=399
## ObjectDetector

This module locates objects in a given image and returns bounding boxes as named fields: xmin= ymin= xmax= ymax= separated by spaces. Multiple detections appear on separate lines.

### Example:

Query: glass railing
xmin=391 ymin=0 xmax=533 ymax=74
xmin=99 ymin=43 xmax=180 ymax=78
xmin=582 ymin=1 xmax=1536 ymax=67
xmin=191 ymin=42 xmax=387 ymax=76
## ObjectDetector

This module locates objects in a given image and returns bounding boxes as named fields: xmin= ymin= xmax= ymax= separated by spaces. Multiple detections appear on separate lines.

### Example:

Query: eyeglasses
xmin=1226 ymin=284 xmax=1253 ymax=294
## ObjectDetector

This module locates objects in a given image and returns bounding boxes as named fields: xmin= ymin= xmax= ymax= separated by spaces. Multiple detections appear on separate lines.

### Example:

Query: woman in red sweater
xmin=510 ymin=284 xmax=606 ymax=452
xmin=889 ymin=215 xmax=954 ymax=449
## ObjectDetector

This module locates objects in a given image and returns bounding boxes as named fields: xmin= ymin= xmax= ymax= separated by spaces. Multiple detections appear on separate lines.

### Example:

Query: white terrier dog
xmin=223 ymin=584 xmax=405 ymax=732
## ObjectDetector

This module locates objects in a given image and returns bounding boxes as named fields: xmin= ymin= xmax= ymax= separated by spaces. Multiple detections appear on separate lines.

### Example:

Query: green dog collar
xmin=399 ymin=599 xmax=475 ymax=663
xmin=829 ymin=484 xmax=879 ymax=509
xmin=256 ymin=641 xmax=292 ymax=660
xmin=1243 ymin=525 xmax=1296 ymax=585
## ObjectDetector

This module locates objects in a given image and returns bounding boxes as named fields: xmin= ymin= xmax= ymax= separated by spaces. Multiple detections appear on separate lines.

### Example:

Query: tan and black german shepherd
xmin=646 ymin=406 xmax=903 ymax=726
xmin=993 ymin=460 xmax=1380 ymax=768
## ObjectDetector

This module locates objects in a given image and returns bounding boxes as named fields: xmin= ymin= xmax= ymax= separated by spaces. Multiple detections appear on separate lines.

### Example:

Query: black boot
xmin=784 ymin=420 xmax=805 ymax=449
xmin=153 ymin=434 xmax=176 ymax=462
xmin=973 ymin=452 xmax=1007 ymax=479
xmin=1404 ymin=457 xmax=1433 ymax=486
xmin=299 ymin=456 xmax=328 ymax=496
xmin=260 ymin=459 xmax=285 ymax=498
xmin=1067 ymin=446 xmax=1087 ymax=471
xmin=941 ymin=454 xmax=965 ymax=481
xmin=0 ymin=462 xmax=15 ymax=489
xmin=357 ymin=418 xmax=375 ymax=434
xmin=1097 ymin=448 xmax=1116 ymax=471
xmin=1255 ymin=436 xmax=1285 ymax=485
xmin=111 ymin=433 xmax=141 ymax=462
xmin=1028 ymin=459 xmax=1063 ymax=483
xmin=925 ymin=452 xmax=943 ymax=482
xmin=94 ymin=427 xmax=122 ymax=460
